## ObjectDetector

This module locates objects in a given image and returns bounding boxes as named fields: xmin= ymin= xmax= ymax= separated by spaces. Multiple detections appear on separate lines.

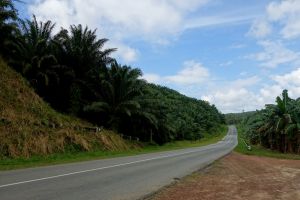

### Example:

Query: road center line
xmin=0 ymin=142 xmax=229 ymax=189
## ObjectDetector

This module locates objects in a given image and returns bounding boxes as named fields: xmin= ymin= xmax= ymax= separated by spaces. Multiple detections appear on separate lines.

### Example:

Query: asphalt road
xmin=0 ymin=125 xmax=237 ymax=200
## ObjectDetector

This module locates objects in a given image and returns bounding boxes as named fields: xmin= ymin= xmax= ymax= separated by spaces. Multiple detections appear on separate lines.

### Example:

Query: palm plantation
xmin=11 ymin=16 xmax=58 ymax=95
xmin=84 ymin=62 xmax=146 ymax=130
xmin=51 ymin=24 xmax=116 ymax=113
xmin=0 ymin=0 xmax=227 ymax=158
xmin=1 ymin=0 xmax=299 ymax=158
xmin=0 ymin=0 xmax=18 ymax=58
xmin=242 ymin=90 xmax=300 ymax=153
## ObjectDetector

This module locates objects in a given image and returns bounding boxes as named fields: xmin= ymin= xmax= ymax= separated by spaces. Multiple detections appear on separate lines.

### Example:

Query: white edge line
xmin=0 ymin=148 xmax=209 ymax=188
xmin=0 ymin=136 xmax=233 ymax=189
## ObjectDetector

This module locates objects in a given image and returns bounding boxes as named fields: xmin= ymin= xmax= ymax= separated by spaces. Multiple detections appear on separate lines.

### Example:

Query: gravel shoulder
xmin=150 ymin=152 xmax=300 ymax=200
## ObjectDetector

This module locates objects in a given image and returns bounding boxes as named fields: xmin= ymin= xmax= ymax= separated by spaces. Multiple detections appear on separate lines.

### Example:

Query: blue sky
xmin=16 ymin=0 xmax=300 ymax=113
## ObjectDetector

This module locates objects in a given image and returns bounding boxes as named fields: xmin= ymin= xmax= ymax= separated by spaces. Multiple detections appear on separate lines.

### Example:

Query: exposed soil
xmin=150 ymin=152 xmax=300 ymax=200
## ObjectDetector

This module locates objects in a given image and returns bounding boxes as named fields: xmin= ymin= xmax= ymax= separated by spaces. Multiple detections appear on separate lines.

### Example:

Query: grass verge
xmin=0 ymin=126 xmax=227 ymax=171
xmin=234 ymin=125 xmax=300 ymax=160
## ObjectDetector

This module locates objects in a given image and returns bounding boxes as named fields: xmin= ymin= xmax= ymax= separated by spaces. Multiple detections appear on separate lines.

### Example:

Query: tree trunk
xmin=284 ymin=134 xmax=287 ymax=153
xmin=150 ymin=129 xmax=153 ymax=143
xmin=269 ymin=133 xmax=273 ymax=150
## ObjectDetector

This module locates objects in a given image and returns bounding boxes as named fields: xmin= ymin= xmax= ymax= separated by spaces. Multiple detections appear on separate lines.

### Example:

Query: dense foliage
xmin=241 ymin=90 xmax=300 ymax=154
xmin=225 ymin=111 xmax=255 ymax=125
xmin=0 ymin=0 xmax=225 ymax=145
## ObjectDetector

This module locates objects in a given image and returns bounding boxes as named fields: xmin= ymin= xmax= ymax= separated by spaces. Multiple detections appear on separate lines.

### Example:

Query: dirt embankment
xmin=151 ymin=152 xmax=300 ymax=200
xmin=0 ymin=58 xmax=139 ymax=158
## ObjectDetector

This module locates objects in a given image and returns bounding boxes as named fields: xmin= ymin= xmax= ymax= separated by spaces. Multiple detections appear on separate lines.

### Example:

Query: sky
xmin=16 ymin=0 xmax=300 ymax=113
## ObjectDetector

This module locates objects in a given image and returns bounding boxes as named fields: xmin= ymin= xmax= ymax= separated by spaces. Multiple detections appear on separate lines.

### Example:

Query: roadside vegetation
xmin=0 ymin=58 xmax=140 ymax=158
xmin=225 ymin=111 xmax=255 ymax=125
xmin=0 ymin=0 xmax=225 ymax=162
xmin=240 ymin=90 xmax=300 ymax=154
xmin=0 ymin=126 xmax=227 ymax=170
xmin=226 ymin=90 xmax=300 ymax=159
xmin=235 ymin=125 xmax=300 ymax=160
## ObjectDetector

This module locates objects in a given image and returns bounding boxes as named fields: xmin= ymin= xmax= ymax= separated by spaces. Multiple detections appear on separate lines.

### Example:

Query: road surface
xmin=0 ymin=125 xmax=237 ymax=200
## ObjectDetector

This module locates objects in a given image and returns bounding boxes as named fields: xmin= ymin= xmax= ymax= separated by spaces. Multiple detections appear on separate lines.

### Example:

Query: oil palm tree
xmin=254 ymin=90 xmax=297 ymax=152
xmin=11 ymin=16 xmax=61 ymax=95
xmin=273 ymin=90 xmax=293 ymax=152
xmin=53 ymin=24 xmax=116 ymax=113
xmin=284 ymin=98 xmax=300 ymax=153
xmin=84 ymin=61 xmax=145 ymax=130
xmin=54 ymin=24 xmax=116 ymax=78
xmin=0 ymin=0 xmax=19 ymax=57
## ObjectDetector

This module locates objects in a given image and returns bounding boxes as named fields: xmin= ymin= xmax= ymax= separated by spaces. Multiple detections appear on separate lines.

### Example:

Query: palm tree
xmin=273 ymin=90 xmax=293 ymax=152
xmin=84 ymin=61 xmax=145 ymax=130
xmin=18 ymin=15 xmax=55 ymax=58
xmin=254 ymin=90 xmax=298 ymax=153
xmin=54 ymin=24 xmax=116 ymax=77
xmin=284 ymin=98 xmax=300 ymax=153
xmin=53 ymin=24 xmax=116 ymax=113
xmin=0 ymin=0 xmax=19 ymax=57
xmin=11 ymin=15 xmax=59 ymax=95
xmin=256 ymin=107 xmax=278 ymax=149
xmin=243 ymin=90 xmax=300 ymax=154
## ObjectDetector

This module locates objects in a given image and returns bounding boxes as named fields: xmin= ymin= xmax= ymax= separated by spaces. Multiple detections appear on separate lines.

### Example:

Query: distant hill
xmin=225 ymin=111 xmax=256 ymax=125
xmin=0 ymin=59 xmax=136 ymax=158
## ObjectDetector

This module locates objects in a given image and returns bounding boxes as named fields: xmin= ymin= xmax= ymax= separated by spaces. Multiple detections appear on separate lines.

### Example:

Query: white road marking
xmin=0 ymin=136 xmax=232 ymax=189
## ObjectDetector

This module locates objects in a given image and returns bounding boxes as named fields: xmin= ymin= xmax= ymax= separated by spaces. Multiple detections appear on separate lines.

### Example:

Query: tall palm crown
xmin=52 ymin=25 xmax=116 ymax=113
xmin=0 ymin=0 xmax=19 ymax=57
xmin=84 ymin=61 xmax=145 ymax=129
xmin=19 ymin=15 xmax=55 ymax=57
xmin=12 ymin=16 xmax=58 ymax=92
xmin=54 ymin=24 xmax=116 ymax=79
xmin=245 ymin=89 xmax=300 ymax=153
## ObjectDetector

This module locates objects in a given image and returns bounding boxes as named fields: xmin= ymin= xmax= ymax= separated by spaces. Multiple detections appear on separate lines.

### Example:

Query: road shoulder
xmin=148 ymin=152 xmax=300 ymax=200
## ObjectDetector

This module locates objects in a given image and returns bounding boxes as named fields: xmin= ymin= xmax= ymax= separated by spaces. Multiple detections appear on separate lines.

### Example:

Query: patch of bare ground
xmin=150 ymin=152 xmax=300 ymax=200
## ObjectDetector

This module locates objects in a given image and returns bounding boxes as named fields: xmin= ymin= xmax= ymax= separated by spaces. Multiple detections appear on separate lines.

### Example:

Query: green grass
xmin=234 ymin=125 xmax=300 ymax=160
xmin=0 ymin=126 xmax=228 ymax=170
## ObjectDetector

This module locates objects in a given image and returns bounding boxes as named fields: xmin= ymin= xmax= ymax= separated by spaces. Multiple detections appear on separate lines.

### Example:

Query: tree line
xmin=241 ymin=90 xmax=300 ymax=154
xmin=225 ymin=111 xmax=255 ymax=125
xmin=0 ymin=0 xmax=225 ymax=144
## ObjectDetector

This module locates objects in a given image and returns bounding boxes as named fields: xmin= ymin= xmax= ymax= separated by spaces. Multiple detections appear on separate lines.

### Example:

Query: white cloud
xmin=29 ymin=0 xmax=75 ymax=31
xmin=248 ymin=40 xmax=300 ymax=68
xmin=112 ymin=43 xmax=139 ymax=63
xmin=201 ymin=76 xmax=262 ymax=113
xmin=270 ymin=68 xmax=300 ymax=98
xmin=142 ymin=73 xmax=161 ymax=84
xmin=28 ymin=0 xmax=212 ymax=62
xmin=239 ymin=71 xmax=248 ymax=76
xmin=219 ymin=61 xmax=233 ymax=67
xmin=230 ymin=43 xmax=246 ymax=49
xmin=202 ymin=88 xmax=263 ymax=113
xmin=267 ymin=0 xmax=300 ymax=39
xmin=231 ymin=76 xmax=260 ymax=88
xmin=29 ymin=0 xmax=210 ymax=41
xmin=165 ymin=60 xmax=210 ymax=85
xmin=259 ymin=69 xmax=300 ymax=105
xmin=184 ymin=14 xmax=256 ymax=30
xmin=272 ymin=68 xmax=300 ymax=87
xmin=203 ymin=68 xmax=300 ymax=113
xmin=144 ymin=66 xmax=300 ymax=113
xmin=142 ymin=60 xmax=210 ymax=85
xmin=248 ymin=19 xmax=272 ymax=38
xmin=29 ymin=0 xmax=257 ymax=41
xmin=247 ymin=1 xmax=300 ymax=69
xmin=259 ymin=84 xmax=283 ymax=104
xmin=249 ymin=0 xmax=300 ymax=39
xmin=29 ymin=0 xmax=260 ymax=62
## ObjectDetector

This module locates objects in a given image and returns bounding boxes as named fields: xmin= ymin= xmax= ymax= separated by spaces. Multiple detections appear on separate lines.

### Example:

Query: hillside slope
xmin=0 ymin=59 xmax=136 ymax=158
